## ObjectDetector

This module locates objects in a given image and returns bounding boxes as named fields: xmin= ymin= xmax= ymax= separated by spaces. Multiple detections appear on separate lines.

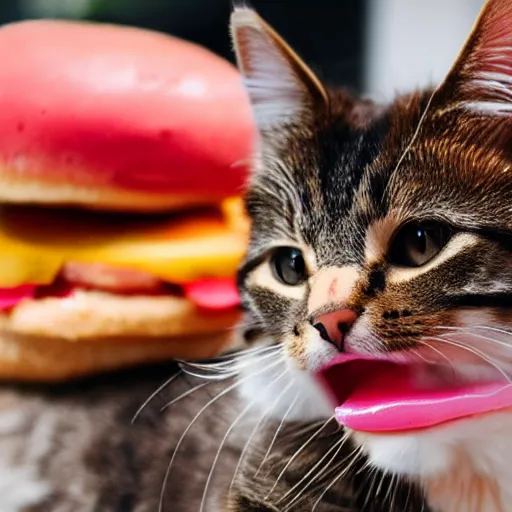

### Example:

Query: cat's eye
xmin=388 ymin=222 xmax=451 ymax=267
xmin=270 ymin=247 xmax=308 ymax=286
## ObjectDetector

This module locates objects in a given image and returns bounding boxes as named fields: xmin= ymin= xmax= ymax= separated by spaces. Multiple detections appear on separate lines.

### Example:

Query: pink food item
xmin=0 ymin=274 xmax=241 ymax=314
xmin=0 ymin=20 xmax=255 ymax=211
xmin=183 ymin=278 xmax=241 ymax=312
xmin=319 ymin=354 xmax=512 ymax=432
xmin=0 ymin=284 xmax=36 ymax=310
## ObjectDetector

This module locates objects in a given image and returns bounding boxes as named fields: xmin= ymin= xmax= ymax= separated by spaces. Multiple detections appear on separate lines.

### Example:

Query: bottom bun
xmin=0 ymin=290 xmax=243 ymax=381
xmin=0 ymin=331 xmax=232 ymax=382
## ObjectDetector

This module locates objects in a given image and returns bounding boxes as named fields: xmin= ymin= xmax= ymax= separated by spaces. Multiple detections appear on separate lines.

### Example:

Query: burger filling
xmin=0 ymin=200 xmax=247 ymax=313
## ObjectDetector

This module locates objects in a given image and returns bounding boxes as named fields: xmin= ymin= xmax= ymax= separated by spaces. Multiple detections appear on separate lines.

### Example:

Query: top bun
xmin=0 ymin=20 xmax=256 ymax=211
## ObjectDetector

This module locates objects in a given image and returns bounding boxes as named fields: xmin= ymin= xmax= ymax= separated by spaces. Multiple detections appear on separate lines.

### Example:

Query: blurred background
xmin=1 ymin=0 xmax=485 ymax=100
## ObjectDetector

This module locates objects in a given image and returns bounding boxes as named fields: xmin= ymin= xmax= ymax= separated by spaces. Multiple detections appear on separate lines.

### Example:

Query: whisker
xmin=279 ymin=432 xmax=350 ymax=509
xmin=440 ymin=329 xmax=512 ymax=350
xmin=177 ymin=345 xmax=282 ymax=377
xmin=311 ymin=444 xmax=364 ymax=512
xmin=178 ymin=367 xmax=238 ymax=381
xmin=434 ymin=325 xmax=512 ymax=337
xmin=410 ymin=348 xmax=437 ymax=365
xmin=254 ymin=394 xmax=303 ymax=478
xmin=404 ymin=475 xmax=413 ymax=512
xmin=229 ymin=383 xmax=298 ymax=494
xmin=131 ymin=370 xmax=182 ymax=424
xmin=158 ymin=357 xmax=285 ymax=512
xmin=160 ymin=381 xmax=211 ymax=412
xmin=356 ymin=455 xmax=375 ymax=476
xmin=178 ymin=349 xmax=282 ymax=381
xmin=383 ymin=86 xmax=437 ymax=199
xmin=416 ymin=340 xmax=458 ymax=373
xmin=307 ymin=434 xmax=353 ymax=486
xmin=473 ymin=325 xmax=512 ymax=336
xmin=335 ymin=444 xmax=365 ymax=481
xmin=385 ymin=473 xmax=398 ymax=510
xmin=362 ymin=465 xmax=381 ymax=509
xmin=177 ymin=343 xmax=280 ymax=370
xmin=200 ymin=368 xmax=291 ymax=512
xmin=265 ymin=416 xmax=335 ymax=500
xmin=209 ymin=342 xmax=275 ymax=359
xmin=282 ymin=418 xmax=331 ymax=440
xmin=375 ymin=467 xmax=389 ymax=498
xmin=430 ymin=335 xmax=512 ymax=384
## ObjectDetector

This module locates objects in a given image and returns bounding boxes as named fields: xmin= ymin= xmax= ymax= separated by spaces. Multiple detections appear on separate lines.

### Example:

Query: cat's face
xmin=231 ymin=0 xmax=512 ymax=500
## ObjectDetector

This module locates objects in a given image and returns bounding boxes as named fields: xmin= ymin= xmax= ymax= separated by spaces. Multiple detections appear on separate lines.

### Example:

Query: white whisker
xmin=160 ymin=381 xmax=211 ymax=412
xmin=430 ymin=335 xmax=512 ymax=384
xmin=178 ymin=343 xmax=280 ymax=369
xmin=254 ymin=394 xmax=304 ymax=478
xmin=177 ymin=345 xmax=281 ymax=377
xmin=178 ymin=367 xmax=239 ymax=381
xmin=178 ymin=348 xmax=282 ymax=381
xmin=279 ymin=432 xmax=350 ymax=509
xmin=416 ymin=340 xmax=457 ymax=372
xmin=385 ymin=473 xmax=398 ymax=510
xmin=311 ymin=445 xmax=364 ymax=512
xmin=229 ymin=382 xmax=298 ymax=493
xmin=433 ymin=326 xmax=512 ymax=351
xmin=472 ymin=325 xmax=512 ymax=336
xmin=434 ymin=325 xmax=512 ymax=337
xmin=200 ymin=368 xmax=291 ymax=512
xmin=362 ymin=465 xmax=383 ymax=509
xmin=131 ymin=370 xmax=182 ymax=424
xmin=265 ymin=416 xmax=335 ymax=500
xmin=158 ymin=356 xmax=285 ymax=512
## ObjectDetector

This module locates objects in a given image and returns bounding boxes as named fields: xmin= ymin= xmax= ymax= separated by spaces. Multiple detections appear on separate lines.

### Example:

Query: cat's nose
xmin=312 ymin=308 xmax=358 ymax=352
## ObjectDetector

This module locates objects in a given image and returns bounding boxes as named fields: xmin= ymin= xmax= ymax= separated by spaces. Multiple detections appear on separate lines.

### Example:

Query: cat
xmin=227 ymin=0 xmax=512 ymax=511
xmin=0 ymin=1 xmax=510 ymax=511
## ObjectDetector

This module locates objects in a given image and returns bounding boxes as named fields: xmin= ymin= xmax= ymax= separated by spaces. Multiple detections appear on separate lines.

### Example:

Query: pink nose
xmin=312 ymin=308 xmax=358 ymax=351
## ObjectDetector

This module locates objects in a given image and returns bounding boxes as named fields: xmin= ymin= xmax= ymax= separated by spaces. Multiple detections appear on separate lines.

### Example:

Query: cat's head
xmin=231 ymin=0 xmax=512 ymax=490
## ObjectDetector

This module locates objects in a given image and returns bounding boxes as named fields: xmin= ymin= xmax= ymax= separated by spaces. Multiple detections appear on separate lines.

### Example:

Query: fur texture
xmin=0 ymin=365 xmax=244 ymax=512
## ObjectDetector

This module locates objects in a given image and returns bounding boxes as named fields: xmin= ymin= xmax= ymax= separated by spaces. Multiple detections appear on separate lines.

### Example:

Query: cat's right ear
xmin=435 ymin=0 xmax=512 ymax=117
xmin=230 ymin=7 xmax=328 ymax=134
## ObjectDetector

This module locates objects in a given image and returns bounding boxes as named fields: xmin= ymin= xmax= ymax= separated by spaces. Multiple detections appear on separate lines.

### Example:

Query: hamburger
xmin=0 ymin=20 xmax=255 ymax=381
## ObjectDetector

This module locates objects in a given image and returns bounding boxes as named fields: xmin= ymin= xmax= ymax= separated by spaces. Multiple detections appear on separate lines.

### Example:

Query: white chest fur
xmin=354 ymin=411 xmax=512 ymax=512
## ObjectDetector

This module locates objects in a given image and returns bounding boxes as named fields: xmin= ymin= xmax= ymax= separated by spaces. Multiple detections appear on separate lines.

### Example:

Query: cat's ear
xmin=230 ymin=7 xmax=329 ymax=133
xmin=437 ymin=0 xmax=512 ymax=116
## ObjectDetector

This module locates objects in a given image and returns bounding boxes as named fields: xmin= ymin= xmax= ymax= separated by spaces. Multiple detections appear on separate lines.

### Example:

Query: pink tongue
xmin=320 ymin=357 xmax=512 ymax=432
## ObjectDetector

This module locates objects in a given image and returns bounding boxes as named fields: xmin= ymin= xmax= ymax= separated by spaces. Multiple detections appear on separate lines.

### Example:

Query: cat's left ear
xmin=230 ymin=7 xmax=329 ymax=134
xmin=436 ymin=0 xmax=512 ymax=116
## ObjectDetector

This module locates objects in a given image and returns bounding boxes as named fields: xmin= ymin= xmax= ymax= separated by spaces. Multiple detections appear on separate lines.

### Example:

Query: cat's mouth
xmin=318 ymin=354 xmax=512 ymax=432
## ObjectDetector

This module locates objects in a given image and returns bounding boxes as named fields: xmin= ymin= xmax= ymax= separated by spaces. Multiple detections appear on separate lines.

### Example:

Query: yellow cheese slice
xmin=0 ymin=202 xmax=249 ymax=288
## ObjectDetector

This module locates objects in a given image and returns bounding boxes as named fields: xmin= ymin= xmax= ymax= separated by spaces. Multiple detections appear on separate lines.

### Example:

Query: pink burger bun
xmin=0 ymin=20 xmax=255 ymax=210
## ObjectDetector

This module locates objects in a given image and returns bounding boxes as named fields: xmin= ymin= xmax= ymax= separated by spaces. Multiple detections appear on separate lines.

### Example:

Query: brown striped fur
xmin=230 ymin=1 xmax=512 ymax=510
